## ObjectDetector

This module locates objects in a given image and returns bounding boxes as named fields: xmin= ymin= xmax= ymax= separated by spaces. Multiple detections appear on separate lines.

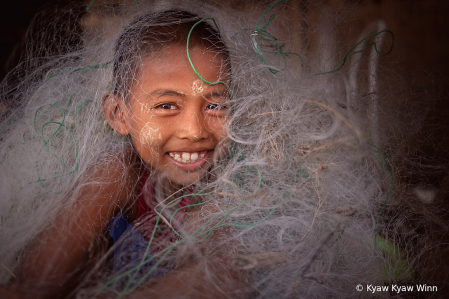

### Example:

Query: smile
xmin=167 ymin=150 xmax=211 ymax=172
xmin=168 ymin=151 xmax=208 ymax=163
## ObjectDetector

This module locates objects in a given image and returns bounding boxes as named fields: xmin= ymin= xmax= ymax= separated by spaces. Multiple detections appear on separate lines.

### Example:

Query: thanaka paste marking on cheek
xmin=140 ymin=122 xmax=160 ymax=144
xmin=138 ymin=127 xmax=161 ymax=165
xmin=191 ymin=79 xmax=207 ymax=96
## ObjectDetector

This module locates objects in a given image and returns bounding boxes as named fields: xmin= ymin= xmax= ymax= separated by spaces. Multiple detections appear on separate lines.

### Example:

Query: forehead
xmin=132 ymin=45 xmax=230 ymax=94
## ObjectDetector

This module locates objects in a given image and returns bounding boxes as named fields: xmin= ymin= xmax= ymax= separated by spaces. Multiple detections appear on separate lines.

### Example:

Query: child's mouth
xmin=166 ymin=150 xmax=210 ymax=171
xmin=168 ymin=151 xmax=208 ymax=163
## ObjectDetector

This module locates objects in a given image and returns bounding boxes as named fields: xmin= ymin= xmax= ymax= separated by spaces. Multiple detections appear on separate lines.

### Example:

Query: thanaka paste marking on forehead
xmin=191 ymin=79 xmax=207 ymax=96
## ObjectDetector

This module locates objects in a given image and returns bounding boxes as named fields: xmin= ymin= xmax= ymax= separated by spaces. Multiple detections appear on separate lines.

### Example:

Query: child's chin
xmin=166 ymin=170 xmax=205 ymax=186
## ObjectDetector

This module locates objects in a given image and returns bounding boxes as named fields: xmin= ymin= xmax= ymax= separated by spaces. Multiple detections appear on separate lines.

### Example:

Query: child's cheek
xmin=139 ymin=122 xmax=163 ymax=161
xmin=139 ymin=122 xmax=161 ymax=143
xmin=135 ymin=105 xmax=160 ymax=144
xmin=208 ymin=117 xmax=228 ymax=140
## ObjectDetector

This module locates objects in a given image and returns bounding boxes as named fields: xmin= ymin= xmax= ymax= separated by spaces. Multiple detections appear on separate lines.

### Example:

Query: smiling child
xmin=0 ymin=9 xmax=248 ymax=299
xmin=0 ymin=1 xmax=403 ymax=298
xmin=104 ymin=44 xmax=230 ymax=185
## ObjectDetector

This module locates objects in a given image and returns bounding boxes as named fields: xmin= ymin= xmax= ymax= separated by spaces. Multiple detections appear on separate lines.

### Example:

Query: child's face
xmin=125 ymin=46 xmax=230 ymax=185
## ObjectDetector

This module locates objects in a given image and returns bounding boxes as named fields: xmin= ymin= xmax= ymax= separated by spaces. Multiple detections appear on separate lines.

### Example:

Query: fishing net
xmin=0 ymin=1 xmax=406 ymax=298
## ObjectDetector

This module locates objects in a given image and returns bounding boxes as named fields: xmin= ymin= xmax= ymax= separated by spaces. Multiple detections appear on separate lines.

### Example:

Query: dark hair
xmin=112 ymin=10 xmax=229 ymax=100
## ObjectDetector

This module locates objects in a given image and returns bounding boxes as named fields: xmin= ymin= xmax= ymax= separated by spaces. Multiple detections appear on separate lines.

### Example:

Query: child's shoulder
xmin=80 ymin=146 xmax=141 ymax=210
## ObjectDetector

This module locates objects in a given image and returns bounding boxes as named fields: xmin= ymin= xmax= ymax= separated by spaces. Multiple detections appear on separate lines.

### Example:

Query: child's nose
xmin=175 ymin=111 xmax=208 ymax=142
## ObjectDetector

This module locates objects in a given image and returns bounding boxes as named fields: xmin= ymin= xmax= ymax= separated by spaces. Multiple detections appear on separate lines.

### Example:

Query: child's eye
xmin=206 ymin=103 xmax=228 ymax=110
xmin=206 ymin=103 xmax=229 ymax=117
xmin=155 ymin=103 xmax=177 ymax=110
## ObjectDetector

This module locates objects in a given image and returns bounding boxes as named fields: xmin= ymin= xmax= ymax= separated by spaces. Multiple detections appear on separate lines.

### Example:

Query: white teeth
xmin=169 ymin=151 xmax=206 ymax=163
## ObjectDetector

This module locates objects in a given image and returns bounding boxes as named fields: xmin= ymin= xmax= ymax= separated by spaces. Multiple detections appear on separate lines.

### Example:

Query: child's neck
xmin=151 ymin=174 xmax=191 ymax=206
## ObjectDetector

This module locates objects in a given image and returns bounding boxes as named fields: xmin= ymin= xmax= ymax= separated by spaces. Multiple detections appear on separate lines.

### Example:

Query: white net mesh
xmin=0 ymin=1 xmax=405 ymax=298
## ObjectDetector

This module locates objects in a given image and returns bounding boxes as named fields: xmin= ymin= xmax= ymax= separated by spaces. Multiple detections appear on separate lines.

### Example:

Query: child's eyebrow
xmin=204 ymin=91 xmax=229 ymax=99
xmin=148 ymin=89 xmax=229 ymax=100
xmin=148 ymin=89 xmax=187 ymax=98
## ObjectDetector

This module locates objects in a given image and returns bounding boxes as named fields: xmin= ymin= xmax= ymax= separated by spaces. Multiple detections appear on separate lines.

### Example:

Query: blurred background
xmin=1 ymin=0 xmax=448 ymax=297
